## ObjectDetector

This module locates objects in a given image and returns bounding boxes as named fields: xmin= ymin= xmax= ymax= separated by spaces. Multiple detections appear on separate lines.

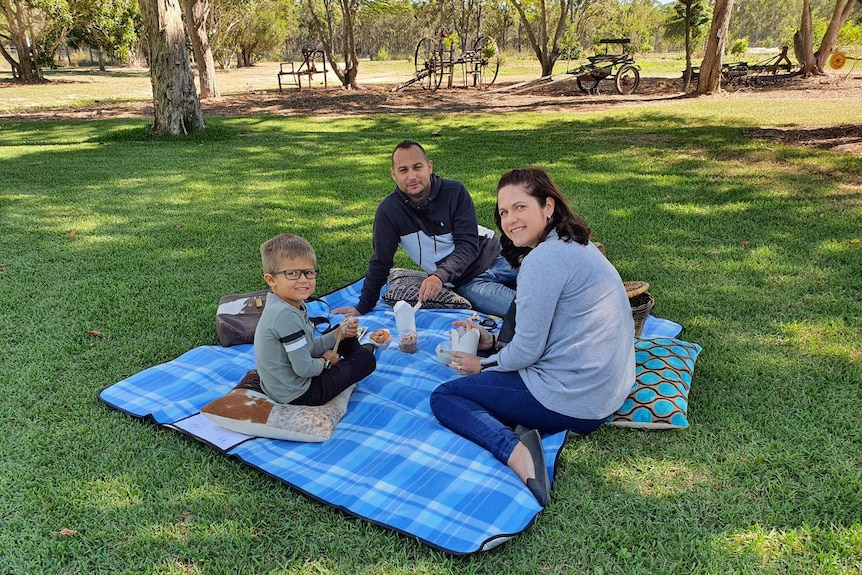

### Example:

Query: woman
xmin=429 ymin=168 xmax=635 ymax=507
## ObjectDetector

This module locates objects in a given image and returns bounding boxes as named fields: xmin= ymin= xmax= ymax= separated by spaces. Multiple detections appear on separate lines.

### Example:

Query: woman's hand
xmin=449 ymin=351 xmax=481 ymax=375
xmin=452 ymin=319 xmax=494 ymax=351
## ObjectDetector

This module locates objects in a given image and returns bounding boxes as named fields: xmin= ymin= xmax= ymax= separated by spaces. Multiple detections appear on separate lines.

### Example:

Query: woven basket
xmin=624 ymin=280 xmax=650 ymax=299
xmin=629 ymin=291 xmax=655 ymax=337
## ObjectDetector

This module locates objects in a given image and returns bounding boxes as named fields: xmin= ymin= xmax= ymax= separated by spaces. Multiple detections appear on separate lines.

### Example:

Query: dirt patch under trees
xmin=3 ymin=73 xmax=861 ymax=155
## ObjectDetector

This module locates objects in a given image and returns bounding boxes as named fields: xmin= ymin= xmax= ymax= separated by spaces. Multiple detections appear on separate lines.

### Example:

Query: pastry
xmin=370 ymin=329 xmax=391 ymax=344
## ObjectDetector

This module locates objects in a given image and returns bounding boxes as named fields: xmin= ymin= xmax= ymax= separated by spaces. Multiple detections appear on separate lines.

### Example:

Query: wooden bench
xmin=278 ymin=49 xmax=328 ymax=91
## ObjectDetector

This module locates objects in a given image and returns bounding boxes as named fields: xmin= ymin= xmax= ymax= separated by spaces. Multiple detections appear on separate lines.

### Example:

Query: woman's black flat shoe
xmin=520 ymin=428 xmax=550 ymax=507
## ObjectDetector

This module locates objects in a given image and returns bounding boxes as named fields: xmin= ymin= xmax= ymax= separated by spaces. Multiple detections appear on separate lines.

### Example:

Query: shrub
xmin=729 ymin=38 xmax=749 ymax=57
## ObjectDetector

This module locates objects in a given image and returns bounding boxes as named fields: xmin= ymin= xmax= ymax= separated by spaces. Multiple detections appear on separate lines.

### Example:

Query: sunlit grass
xmin=1 ymin=90 xmax=860 ymax=574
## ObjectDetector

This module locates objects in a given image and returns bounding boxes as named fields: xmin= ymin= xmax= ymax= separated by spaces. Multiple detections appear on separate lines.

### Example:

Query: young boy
xmin=254 ymin=234 xmax=376 ymax=405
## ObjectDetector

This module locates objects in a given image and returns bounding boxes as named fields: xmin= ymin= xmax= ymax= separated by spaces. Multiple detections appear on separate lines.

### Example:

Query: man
xmin=334 ymin=140 xmax=516 ymax=318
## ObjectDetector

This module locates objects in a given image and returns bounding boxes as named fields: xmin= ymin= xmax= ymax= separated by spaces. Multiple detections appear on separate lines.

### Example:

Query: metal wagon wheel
xmin=614 ymin=63 xmax=640 ymax=94
xmin=471 ymin=36 xmax=500 ymax=88
xmin=830 ymin=51 xmax=847 ymax=69
xmin=414 ymin=37 xmax=444 ymax=91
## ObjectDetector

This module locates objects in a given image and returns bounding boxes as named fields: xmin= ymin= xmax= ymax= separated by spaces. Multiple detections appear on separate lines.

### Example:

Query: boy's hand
xmin=339 ymin=317 xmax=360 ymax=339
xmin=322 ymin=350 xmax=340 ymax=366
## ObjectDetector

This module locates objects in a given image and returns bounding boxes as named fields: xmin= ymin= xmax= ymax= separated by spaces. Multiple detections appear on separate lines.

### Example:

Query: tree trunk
xmin=682 ymin=2 xmax=693 ymax=92
xmin=139 ymin=0 xmax=206 ymax=135
xmin=97 ymin=47 xmax=106 ymax=72
xmin=798 ymin=0 xmax=817 ymax=75
xmin=1 ymin=0 xmax=43 ymax=82
xmin=696 ymin=0 xmax=734 ymax=95
xmin=340 ymin=0 xmax=360 ymax=88
xmin=11 ymin=37 xmax=40 ymax=82
xmin=510 ymin=0 xmax=569 ymax=78
xmin=183 ymin=0 xmax=220 ymax=99
xmin=0 ymin=43 xmax=21 ymax=79
xmin=814 ymin=0 xmax=858 ymax=72
xmin=307 ymin=0 xmax=361 ymax=88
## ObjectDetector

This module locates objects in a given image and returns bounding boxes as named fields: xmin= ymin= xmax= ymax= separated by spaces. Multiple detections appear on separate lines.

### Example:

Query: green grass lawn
xmin=0 ymin=79 xmax=860 ymax=574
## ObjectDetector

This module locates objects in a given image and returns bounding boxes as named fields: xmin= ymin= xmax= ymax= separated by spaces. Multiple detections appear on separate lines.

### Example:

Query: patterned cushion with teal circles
xmin=609 ymin=337 xmax=703 ymax=430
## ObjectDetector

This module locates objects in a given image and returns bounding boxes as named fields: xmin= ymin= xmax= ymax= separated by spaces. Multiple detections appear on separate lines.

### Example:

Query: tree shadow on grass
xmin=0 ymin=111 xmax=859 ymax=572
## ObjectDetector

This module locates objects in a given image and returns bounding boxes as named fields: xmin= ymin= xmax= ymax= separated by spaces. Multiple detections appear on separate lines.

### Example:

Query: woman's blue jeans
xmin=430 ymin=370 xmax=605 ymax=465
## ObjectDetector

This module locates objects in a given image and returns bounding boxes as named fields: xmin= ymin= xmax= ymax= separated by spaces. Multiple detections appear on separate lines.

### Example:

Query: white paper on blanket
xmin=450 ymin=327 xmax=479 ymax=354
xmin=393 ymin=300 xmax=417 ymax=334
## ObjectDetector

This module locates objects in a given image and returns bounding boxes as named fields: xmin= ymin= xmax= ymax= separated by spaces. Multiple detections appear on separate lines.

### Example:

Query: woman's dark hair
xmin=494 ymin=167 xmax=591 ymax=268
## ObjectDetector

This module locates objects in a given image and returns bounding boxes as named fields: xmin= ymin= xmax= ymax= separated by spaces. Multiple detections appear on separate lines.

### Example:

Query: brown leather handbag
xmin=215 ymin=290 xmax=269 ymax=346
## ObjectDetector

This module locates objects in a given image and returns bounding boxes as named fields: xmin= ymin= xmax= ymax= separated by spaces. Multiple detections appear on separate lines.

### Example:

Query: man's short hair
xmin=391 ymin=140 xmax=428 ymax=166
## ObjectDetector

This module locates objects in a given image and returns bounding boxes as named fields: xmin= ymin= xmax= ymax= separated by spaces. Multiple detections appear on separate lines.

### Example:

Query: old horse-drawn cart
xmin=393 ymin=27 xmax=501 ymax=92
xmin=565 ymin=38 xmax=641 ymax=95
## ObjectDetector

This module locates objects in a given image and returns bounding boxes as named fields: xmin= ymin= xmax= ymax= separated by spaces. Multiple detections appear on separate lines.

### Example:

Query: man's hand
xmin=418 ymin=274 xmax=443 ymax=303
xmin=333 ymin=306 xmax=360 ymax=318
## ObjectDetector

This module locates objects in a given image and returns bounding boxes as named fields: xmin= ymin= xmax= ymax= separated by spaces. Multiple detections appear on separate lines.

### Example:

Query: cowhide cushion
xmin=200 ymin=370 xmax=355 ymax=442
xmin=609 ymin=337 xmax=702 ymax=430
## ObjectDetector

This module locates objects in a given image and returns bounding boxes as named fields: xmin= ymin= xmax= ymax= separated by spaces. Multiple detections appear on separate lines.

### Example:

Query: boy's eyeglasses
xmin=272 ymin=268 xmax=320 ymax=280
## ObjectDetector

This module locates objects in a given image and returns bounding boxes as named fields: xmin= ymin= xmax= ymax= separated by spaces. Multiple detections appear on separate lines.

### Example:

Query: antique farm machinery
xmin=689 ymin=46 xmax=798 ymax=86
xmin=392 ymin=26 xmax=501 ymax=92
xmin=829 ymin=50 xmax=862 ymax=74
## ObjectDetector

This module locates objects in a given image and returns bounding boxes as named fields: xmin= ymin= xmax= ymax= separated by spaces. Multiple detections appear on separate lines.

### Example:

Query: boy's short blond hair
xmin=260 ymin=234 xmax=316 ymax=274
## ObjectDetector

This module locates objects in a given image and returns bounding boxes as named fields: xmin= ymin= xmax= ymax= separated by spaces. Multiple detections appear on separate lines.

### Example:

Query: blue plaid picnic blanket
xmin=99 ymin=279 xmax=682 ymax=555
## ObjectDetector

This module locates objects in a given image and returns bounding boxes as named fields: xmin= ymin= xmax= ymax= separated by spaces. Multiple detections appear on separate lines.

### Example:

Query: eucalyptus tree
xmin=209 ymin=0 xmax=249 ymax=68
xmin=306 ymin=0 xmax=392 ymax=88
xmin=208 ymin=0 xmax=294 ymax=69
xmin=797 ymin=0 xmax=817 ymax=72
xmin=594 ymin=0 xmax=662 ymax=51
xmin=183 ymin=0 xmax=219 ymax=98
xmin=0 ymin=0 xmax=71 ymax=81
xmin=139 ymin=0 xmax=206 ymax=135
xmin=665 ymin=0 xmax=708 ymax=90
xmin=439 ymin=0 xmax=486 ymax=49
xmin=730 ymin=0 xmax=799 ymax=46
xmin=697 ymin=0 xmax=733 ymax=94
xmin=483 ymin=0 xmax=516 ymax=50
xmin=235 ymin=0 xmax=292 ymax=66
xmin=509 ymin=0 xmax=576 ymax=76
xmin=67 ymin=0 xmax=138 ymax=71
xmin=354 ymin=0 xmax=424 ymax=59
xmin=808 ymin=0 xmax=859 ymax=72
